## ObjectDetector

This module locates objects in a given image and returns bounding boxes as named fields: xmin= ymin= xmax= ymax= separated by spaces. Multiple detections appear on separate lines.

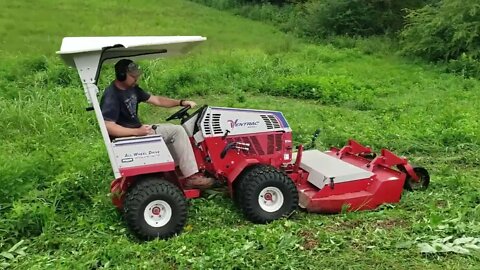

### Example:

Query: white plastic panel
xmin=57 ymin=36 xmax=206 ymax=67
xmin=181 ymin=113 xmax=199 ymax=137
xmin=199 ymin=107 xmax=291 ymax=137
xmin=300 ymin=150 xmax=374 ymax=189
xmin=112 ymin=135 xmax=174 ymax=169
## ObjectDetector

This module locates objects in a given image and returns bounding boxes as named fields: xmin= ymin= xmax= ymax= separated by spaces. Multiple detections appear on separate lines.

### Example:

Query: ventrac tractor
xmin=57 ymin=36 xmax=430 ymax=240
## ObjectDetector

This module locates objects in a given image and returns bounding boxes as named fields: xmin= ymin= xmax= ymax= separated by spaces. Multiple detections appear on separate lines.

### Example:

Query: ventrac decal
xmin=227 ymin=119 xmax=260 ymax=129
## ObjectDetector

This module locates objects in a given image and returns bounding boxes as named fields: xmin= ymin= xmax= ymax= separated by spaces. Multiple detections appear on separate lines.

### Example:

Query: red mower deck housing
xmin=291 ymin=141 xmax=420 ymax=213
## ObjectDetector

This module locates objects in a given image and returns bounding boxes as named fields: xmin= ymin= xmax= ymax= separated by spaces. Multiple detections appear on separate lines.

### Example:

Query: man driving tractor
xmin=100 ymin=59 xmax=214 ymax=189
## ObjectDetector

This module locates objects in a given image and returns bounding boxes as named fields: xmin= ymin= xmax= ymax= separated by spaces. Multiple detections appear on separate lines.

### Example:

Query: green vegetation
xmin=401 ymin=0 xmax=480 ymax=78
xmin=1 ymin=0 xmax=479 ymax=269
xmin=191 ymin=0 xmax=434 ymax=37
xmin=401 ymin=0 xmax=480 ymax=61
xmin=193 ymin=0 xmax=480 ymax=78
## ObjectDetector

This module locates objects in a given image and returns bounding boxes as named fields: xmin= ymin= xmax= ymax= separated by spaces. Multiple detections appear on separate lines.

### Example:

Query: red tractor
xmin=58 ymin=36 xmax=429 ymax=240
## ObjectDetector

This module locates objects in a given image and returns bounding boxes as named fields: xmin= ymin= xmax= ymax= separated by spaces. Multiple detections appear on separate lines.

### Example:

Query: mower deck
xmin=296 ymin=148 xmax=405 ymax=213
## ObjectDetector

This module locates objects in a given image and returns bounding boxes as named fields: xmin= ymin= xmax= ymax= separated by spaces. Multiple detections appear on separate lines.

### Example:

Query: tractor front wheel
xmin=123 ymin=177 xmax=187 ymax=240
xmin=237 ymin=165 xmax=298 ymax=224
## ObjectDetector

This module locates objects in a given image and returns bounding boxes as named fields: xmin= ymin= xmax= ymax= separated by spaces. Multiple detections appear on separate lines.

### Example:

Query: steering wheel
xmin=166 ymin=106 xmax=191 ymax=121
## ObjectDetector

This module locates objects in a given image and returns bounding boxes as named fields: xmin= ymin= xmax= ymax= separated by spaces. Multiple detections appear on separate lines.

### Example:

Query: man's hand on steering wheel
xmin=166 ymin=99 xmax=197 ymax=121
xmin=181 ymin=100 xmax=197 ymax=108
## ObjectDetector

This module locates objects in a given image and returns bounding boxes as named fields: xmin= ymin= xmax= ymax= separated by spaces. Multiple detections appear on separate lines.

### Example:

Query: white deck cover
xmin=300 ymin=150 xmax=374 ymax=189
xmin=57 ymin=36 xmax=206 ymax=67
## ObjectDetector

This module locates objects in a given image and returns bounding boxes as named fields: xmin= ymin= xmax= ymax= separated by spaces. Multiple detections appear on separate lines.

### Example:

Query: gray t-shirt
xmin=100 ymin=82 xmax=151 ymax=129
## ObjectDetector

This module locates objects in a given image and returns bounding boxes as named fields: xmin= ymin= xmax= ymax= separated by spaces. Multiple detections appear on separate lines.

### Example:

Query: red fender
xmin=226 ymin=158 xmax=261 ymax=183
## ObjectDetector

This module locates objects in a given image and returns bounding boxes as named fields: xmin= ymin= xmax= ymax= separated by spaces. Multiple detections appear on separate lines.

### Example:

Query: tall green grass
xmin=0 ymin=0 xmax=293 ymax=58
xmin=0 ymin=0 xmax=479 ymax=268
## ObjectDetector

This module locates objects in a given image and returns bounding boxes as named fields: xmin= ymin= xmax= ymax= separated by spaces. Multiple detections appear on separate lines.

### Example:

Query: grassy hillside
xmin=0 ymin=0 xmax=292 ymax=57
xmin=0 ymin=0 xmax=479 ymax=269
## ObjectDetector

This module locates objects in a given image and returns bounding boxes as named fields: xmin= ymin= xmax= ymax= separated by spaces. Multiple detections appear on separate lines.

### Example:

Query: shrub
xmin=193 ymin=0 xmax=433 ymax=39
xmin=401 ymin=0 xmax=480 ymax=62
xmin=297 ymin=0 xmax=433 ymax=38
xmin=446 ymin=54 xmax=480 ymax=79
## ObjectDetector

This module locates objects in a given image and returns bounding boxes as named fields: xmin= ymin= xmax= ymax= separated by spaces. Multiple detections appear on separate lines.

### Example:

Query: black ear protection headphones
xmin=115 ymin=59 xmax=133 ymax=82
xmin=116 ymin=69 xmax=127 ymax=82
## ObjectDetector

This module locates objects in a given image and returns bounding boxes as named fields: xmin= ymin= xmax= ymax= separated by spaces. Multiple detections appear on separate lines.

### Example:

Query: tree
xmin=401 ymin=0 xmax=480 ymax=61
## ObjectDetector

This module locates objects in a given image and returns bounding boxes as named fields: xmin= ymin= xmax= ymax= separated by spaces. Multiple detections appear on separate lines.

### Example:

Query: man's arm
xmin=105 ymin=121 xmax=151 ymax=137
xmin=146 ymin=95 xmax=196 ymax=108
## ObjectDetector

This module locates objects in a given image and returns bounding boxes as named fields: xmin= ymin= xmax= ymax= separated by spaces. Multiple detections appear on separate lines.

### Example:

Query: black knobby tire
xmin=233 ymin=165 xmax=259 ymax=206
xmin=123 ymin=177 xmax=187 ymax=240
xmin=237 ymin=165 xmax=298 ymax=224
xmin=233 ymin=176 xmax=244 ymax=207
xmin=404 ymin=167 xmax=430 ymax=191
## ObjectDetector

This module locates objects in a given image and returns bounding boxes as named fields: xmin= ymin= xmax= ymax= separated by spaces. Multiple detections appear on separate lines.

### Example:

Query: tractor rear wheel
xmin=237 ymin=165 xmax=298 ymax=224
xmin=123 ymin=177 xmax=187 ymax=240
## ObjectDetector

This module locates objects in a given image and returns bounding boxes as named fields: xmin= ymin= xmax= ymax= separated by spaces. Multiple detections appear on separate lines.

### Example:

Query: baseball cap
xmin=126 ymin=61 xmax=142 ymax=77
xmin=115 ymin=59 xmax=142 ymax=77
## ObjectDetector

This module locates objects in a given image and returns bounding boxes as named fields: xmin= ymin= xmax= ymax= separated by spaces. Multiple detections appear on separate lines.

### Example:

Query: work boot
xmin=184 ymin=174 xmax=214 ymax=190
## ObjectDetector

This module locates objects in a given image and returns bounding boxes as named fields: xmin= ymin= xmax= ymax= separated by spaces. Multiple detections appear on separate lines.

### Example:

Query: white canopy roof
xmin=57 ymin=36 xmax=207 ymax=67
